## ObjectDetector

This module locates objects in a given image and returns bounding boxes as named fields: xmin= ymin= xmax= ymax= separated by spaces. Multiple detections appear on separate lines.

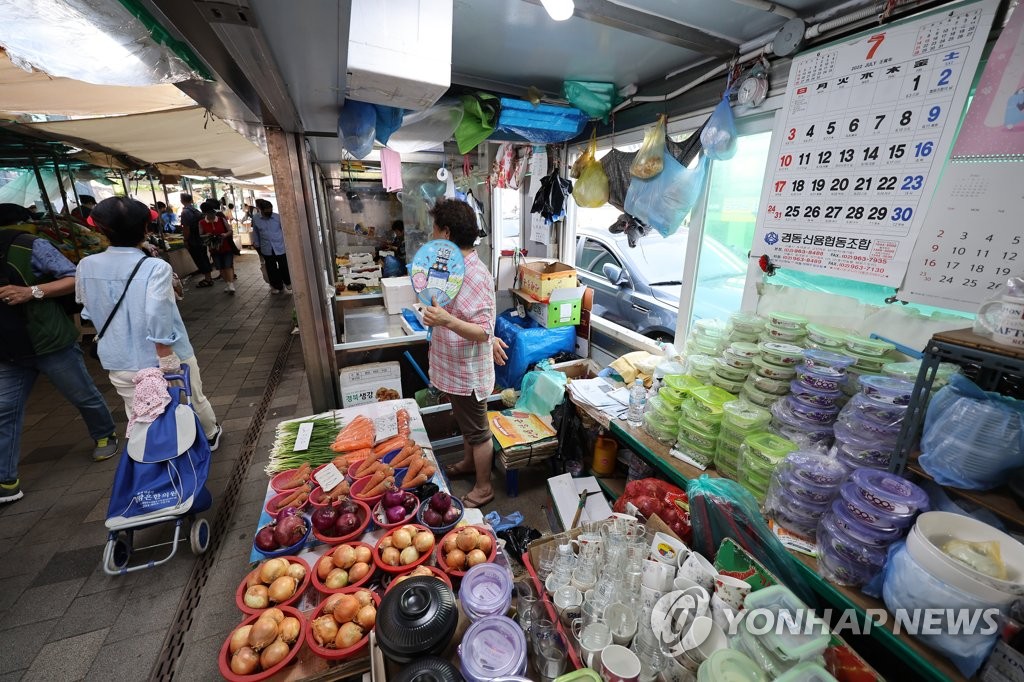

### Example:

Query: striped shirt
xmin=428 ymin=250 xmax=495 ymax=400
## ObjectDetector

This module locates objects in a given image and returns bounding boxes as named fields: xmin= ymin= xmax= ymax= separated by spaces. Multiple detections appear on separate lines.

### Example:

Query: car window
xmin=576 ymin=238 xmax=621 ymax=279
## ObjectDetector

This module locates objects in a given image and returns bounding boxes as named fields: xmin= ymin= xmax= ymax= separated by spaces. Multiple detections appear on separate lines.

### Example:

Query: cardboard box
xmin=338 ymin=361 xmax=403 ymax=407
xmin=519 ymin=261 xmax=577 ymax=303
xmin=550 ymin=358 xmax=601 ymax=380
xmin=381 ymin=277 xmax=416 ymax=315
xmin=516 ymin=285 xmax=585 ymax=328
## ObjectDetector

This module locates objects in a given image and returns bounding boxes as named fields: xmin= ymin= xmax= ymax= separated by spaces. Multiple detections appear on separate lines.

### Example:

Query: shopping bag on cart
xmin=106 ymin=373 xmax=212 ymax=530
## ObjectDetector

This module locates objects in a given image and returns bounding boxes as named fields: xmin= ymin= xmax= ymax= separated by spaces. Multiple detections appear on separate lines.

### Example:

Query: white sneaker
xmin=226 ymin=282 xmax=236 ymax=294
xmin=270 ymin=287 xmax=282 ymax=295
xmin=284 ymin=285 xmax=293 ymax=294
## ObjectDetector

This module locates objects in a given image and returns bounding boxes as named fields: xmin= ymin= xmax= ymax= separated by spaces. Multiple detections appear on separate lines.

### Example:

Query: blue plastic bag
xmin=624 ymin=152 xmax=707 ymax=237
xmin=494 ymin=311 xmax=576 ymax=390
xmin=484 ymin=510 xmax=524 ymax=532
xmin=700 ymin=96 xmax=737 ymax=160
xmin=496 ymin=98 xmax=588 ymax=143
xmin=338 ymin=100 xmax=376 ymax=159
xmin=374 ymin=104 xmax=405 ymax=145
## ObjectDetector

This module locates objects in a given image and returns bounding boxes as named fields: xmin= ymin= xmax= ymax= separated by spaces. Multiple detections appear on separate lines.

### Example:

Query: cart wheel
xmin=190 ymin=518 xmax=210 ymax=555
xmin=111 ymin=533 xmax=132 ymax=570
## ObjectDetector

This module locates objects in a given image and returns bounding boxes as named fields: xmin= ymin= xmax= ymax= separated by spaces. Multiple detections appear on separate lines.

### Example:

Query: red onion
xmin=276 ymin=506 xmax=300 ymax=523
xmin=442 ymin=506 xmax=461 ymax=524
xmin=382 ymin=489 xmax=405 ymax=509
xmin=337 ymin=499 xmax=358 ymax=516
xmin=385 ymin=505 xmax=408 ymax=524
xmin=336 ymin=512 xmax=360 ymax=535
xmin=255 ymin=526 xmax=278 ymax=551
xmin=311 ymin=505 xmax=339 ymax=533
xmin=429 ymin=492 xmax=451 ymax=513
xmin=274 ymin=515 xmax=306 ymax=547
xmin=422 ymin=508 xmax=442 ymax=527
xmin=401 ymin=493 xmax=418 ymax=513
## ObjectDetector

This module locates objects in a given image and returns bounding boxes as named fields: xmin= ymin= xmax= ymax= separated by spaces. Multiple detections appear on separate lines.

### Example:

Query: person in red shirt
xmin=199 ymin=200 xmax=236 ymax=294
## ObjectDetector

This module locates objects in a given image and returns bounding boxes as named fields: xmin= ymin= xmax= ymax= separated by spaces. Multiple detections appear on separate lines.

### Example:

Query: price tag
xmin=768 ymin=519 xmax=817 ymax=556
xmin=314 ymin=463 xmax=344 ymax=493
xmin=293 ymin=422 xmax=314 ymax=452
xmin=373 ymin=413 xmax=399 ymax=442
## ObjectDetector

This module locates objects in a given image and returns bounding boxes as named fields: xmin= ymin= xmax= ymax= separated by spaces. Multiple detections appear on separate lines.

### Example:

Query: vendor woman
xmin=422 ymin=198 xmax=505 ymax=509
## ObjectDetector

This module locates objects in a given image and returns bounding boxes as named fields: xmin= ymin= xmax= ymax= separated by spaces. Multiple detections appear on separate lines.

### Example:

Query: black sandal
xmin=196 ymin=280 xmax=213 ymax=288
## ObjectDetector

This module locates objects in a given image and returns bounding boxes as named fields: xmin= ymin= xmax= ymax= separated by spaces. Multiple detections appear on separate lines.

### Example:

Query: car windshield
xmin=627 ymin=232 xmax=744 ymax=285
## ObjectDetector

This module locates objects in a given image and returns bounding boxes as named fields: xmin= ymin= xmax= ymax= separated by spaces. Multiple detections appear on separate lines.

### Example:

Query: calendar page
xmin=899 ymin=161 xmax=1023 ymax=311
xmin=752 ymin=0 xmax=998 ymax=286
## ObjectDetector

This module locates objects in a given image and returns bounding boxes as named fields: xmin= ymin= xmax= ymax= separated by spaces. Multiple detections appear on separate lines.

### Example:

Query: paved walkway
xmin=0 ymin=250 xmax=555 ymax=681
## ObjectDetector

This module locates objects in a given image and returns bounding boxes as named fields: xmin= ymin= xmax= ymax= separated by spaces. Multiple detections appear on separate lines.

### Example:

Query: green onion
xmin=265 ymin=415 xmax=345 ymax=474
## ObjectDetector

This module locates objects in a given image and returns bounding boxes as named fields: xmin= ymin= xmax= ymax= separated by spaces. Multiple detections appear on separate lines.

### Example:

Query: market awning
xmin=25 ymin=106 xmax=271 ymax=178
xmin=0 ymin=50 xmax=195 ymax=118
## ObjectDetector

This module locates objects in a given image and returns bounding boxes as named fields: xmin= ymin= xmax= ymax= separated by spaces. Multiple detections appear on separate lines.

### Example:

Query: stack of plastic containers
xmin=881 ymin=359 xmax=959 ymax=393
xmin=676 ymin=385 xmax=733 ymax=467
xmin=686 ymin=354 xmax=715 ymax=383
xmin=459 ymin=615 xmax=528 ymax=681
xmin=765 ymin=451 xmax=848 ymax=540
xmin=716 ymin=399 xmax=771 ymax=479
xmin=830 ymin=375 xmax=914 ymax=471
xmin=769 ymin=349 xmax=855 ymax=453
xmin=739 ymin=431 xmax=797 ymax=503
xmin=734 ymin=586 xmax=830 ymax=677
xmin=742 ymin=342 xmax=803 ymax=408
xmin=726 ymin=312 xmax=765 ymax=344
xmin=709 ymin=341 xmax=759 ymax=396
xmin=841 ymin=334 xmax=897 ymax=395
xmin=816 ymin=468 xmax=928 ymax=587
xmin=460 ymin=563 xmax=513 ymax=621
xmin=685 ymin=319 xmax=728 ymax=358
xmin=804 ymin=323 xmax=850 ymax=352
xmin=645 ymin=373 xmax=701 ymax=444
xmin=761 ymin=312 xmax=809 ymax=346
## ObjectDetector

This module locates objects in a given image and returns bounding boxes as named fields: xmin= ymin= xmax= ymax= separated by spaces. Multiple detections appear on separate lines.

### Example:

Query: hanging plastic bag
xmin=624 ymin=153 xmax=707 ymax=237
xmin=455 ymin=93 xmax=500 ymax=154
xmin=373 ymin=104 xmax=405 ymax=145
xmin=630 ymin=115 xmax=666 ymax=179
xmin=602 ymin=126 xmax=705 ymax=212
xmin=563 ymin=80 xmax=618 ymax=121
xmin=338 ymin=100 xmax=376 ymax=159
xmin=386 ymin=100 xmax=464 ymax=154
xmin=570 ymin=135 xmax=594 ymax=179
xmin=571 ymin=131 xmax=608 ymax=208
xmin=701 ymin=95 xmax=738 ymax=160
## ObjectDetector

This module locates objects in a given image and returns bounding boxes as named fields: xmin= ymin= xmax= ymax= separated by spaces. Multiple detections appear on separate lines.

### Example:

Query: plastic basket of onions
xmin=416 ymin=491 xmax=464 ymax=536
xmin=306 ymin=589 xmax=380 ymax=661
xmin=252 ymin=509 xmax=311 ymax=558
xmin=373 ymin=488 xmax=421 ymax=530
xmin=309 ymin=497 xmax=371 ymax=545
xmin=219 ymin=605 xmax=305 ymax=681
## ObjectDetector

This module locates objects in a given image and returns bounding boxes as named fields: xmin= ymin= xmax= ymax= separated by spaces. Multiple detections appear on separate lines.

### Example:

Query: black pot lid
xmin=375 ymin=577 xmax=458 ymax=661
xmin=390 ymin=656 xmax=465 ymax=682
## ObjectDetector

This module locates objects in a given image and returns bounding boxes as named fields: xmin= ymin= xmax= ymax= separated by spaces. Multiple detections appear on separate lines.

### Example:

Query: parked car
xmin=574 ymin=227 xmax=746 ymax=342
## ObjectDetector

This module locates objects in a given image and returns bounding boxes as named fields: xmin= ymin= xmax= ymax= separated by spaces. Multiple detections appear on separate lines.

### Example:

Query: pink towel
xmin=129 ymin=368 xmax=171 ymax=438
xmin=381 ymin=147 xmax=403 ymax=192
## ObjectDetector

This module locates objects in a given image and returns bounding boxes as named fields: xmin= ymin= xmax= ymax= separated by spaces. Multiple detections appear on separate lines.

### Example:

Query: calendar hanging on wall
xmin=751 ymin=0 xmax=998 ymax=286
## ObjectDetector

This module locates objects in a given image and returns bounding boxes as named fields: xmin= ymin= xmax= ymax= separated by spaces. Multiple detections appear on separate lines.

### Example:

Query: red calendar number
xmin=787 ymin=128 xmax=796 ymax=141
xmin=866 ymin=33 xmax=886 ymax=60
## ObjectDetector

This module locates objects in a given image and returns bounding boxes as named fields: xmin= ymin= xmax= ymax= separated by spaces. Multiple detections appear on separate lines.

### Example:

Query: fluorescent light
xmin=541 ymin=0 xmax=575 ymax=21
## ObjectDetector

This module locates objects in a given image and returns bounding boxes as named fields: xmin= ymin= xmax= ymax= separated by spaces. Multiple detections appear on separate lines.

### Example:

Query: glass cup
xmin=530 ymin=618 xmax=559 ymax=656
xmin=535 ymin=637 xmax=568 ymax=682
xmin=605 ymin=601 xmax=639 ymax=647
xmin=536 ymin=544 xmax=557 ymax=581
xmin=630 ymin=625 xmax=666 ymax=682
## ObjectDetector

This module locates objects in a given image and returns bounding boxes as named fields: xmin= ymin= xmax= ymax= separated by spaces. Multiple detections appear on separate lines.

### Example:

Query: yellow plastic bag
xmin=630 ymin=114 xmax=666 ymax=179
xmin=571 ymin=131 xmax=608 ymax=208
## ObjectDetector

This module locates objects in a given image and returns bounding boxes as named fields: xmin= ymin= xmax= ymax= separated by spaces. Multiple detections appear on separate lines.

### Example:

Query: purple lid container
xmin=780 ymin=451 xmax=849 ymax=487
xmin=839 ymin=481 xmax=916 ymax=529
xmin=795 ymin=363 xmax=845 ymax=392
xmin=858 ymin=375 xmax=914 ymax=406
xmin=790 ymin=381 xmax=844 ymax=409
xmin=459 ymin=563 xmax=513 ymax=622
xmin=829 ymin=499 xmax=902 ymax=546
xmin=803 ymin=349 xmax=856 ymax=372
xmin=772 ymin=503 xmax=819 ymax=539
xmin=833 ymin=439 xmax=891 ymax=470
xmin=836 ymin=409 xmax=902 ymax=441
xmin=775 ymin=466 xmax=841 ymax=504
xmin=459 ymin=616 xmax=527 ymax=681
xmin=850 ymin=468 xmax=929 ymax=516
xmin=776 ymin=488 xmax=832 ymax=520
xmin=772 ymin=398 xmax=830 ymax=431
xmin=817 ymin=538 xmax=880 ymax=587
xmin=786 ymin=395 xmax=840 ymax=424
xmin=818 ymin=513 xmax=889 ymax=568
xmin=847 ymin=393 xmax=907 ymax=428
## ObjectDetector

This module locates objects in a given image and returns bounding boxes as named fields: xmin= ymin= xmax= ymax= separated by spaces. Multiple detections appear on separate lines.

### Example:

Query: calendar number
xmin=995 ymin=267 xmax=1012 ymax=276
xmin=793 ymin=180 xmax=805 ymax=192
xmin=780 ymin=154 xmax=793 ymax=167
xmin=874 ymin=114 xmax=886 ymax=130
xmin=892 ymin=207 xmax=914 ymax=221
xmin=803 ymin=206 xmax=821 ymax=218
xmin=940 ymin=275 xmax=953 ymax=283
xmin=825 ymin=206 xmax=841 ymax=218
xmin=901 ymin=175 xmax=924 ymax=190
xmin=866 ymin=33 xmax=886 ymax=60
xmin=888 ymin=143 xmax=906 ymax=159
xmin=788 ymin=128 xmax=796 ymax=141
xmin=831 ymin=178 xmax=850 ymax=191
xmin=848 ymin=118 xmax=860 ymax=133
xmin=785 ymin=206 xmax=800 ymax=217
xmin=806 ymin=125 xmax=815 ymax=138
xmin=927 ymin=106 xmax=942 ymax=122
xmin=818 ymin=151 xmax=832 ymax=164
xmin=774 ymin=180 xmax=786 ymax=192
xmin=839 ymin=149 xmax=855 ymax=163
xmin=962 ymin=279 xmax=977 ymax=287
xmin=937 ymin=68 xmax=952 ymax=86
xmin=863 ymin=146 xmax=880 ymax=161
xmin=855 ymin=177 xmax=873 ymax=191
xmin=914 ymin=141 xmax=934 ymax=157
xmin=846 ymin=206 xmax=865 ymax=220
xmin=868 ymin=207 xmax=888 ymax=220
xmin=899 ymin=110 xmax=913 ymax=126
xmin=811 ymin=179 xmax=826 ymax=192
xmin=878 ymin=176 xmax=898 ymax=190
xmin=826 ymin=121 xmax=836 ymax=135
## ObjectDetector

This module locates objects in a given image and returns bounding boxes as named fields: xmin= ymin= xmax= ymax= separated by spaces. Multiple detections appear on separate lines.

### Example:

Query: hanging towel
xmin=380 ymin=147 xmax=403 ymax=192
xmin=128 ymin=368 xmax=171 ymax=439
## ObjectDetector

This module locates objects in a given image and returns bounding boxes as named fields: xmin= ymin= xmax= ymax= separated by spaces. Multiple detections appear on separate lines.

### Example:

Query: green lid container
xmin=647 ymin=394 xmax=678 ymax=420
xmin=744 ymin=586 xmax=830 ymax=663
xmin=805 ymin=323 xmax=850 ymax=347
xmin=843 ymin=334 xmax=895 ymax=357
xmin=555 ymin=669 xmax=603 ymax=682
xmin=774 ymin=662 xmax=838 ymax=682
xmin=698 ymin=649 xmax=767 ymax=682
xmin=687 ymin=354 xmax=716 ymax=374
xmin=743 ymin=432 xmax=797 ymax=463
xmin=663 ymin=374 xmax=704 ymax=392
xmin=768 ymin=311 xmax=809 ymax=330
xmin=710 ymin=371 xmax=746 ymax=395
xmin=689 ymin=385 xmax=735 ymax=414
xmin=678 ymin=418 xmax=719 ymax=450
xmin=722 ymin=400 xmax=771 ymax=430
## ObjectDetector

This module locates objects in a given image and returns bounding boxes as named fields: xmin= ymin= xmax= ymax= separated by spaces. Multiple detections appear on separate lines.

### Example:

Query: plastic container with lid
xmin=686 ymin=354 xmax=716 ymax=376
xmin=722 ymin=351 xmax=755 ymax=373
xmin=714 ymin=357 xmax=751 ymax=381
xmin=773 ymin=425 xmax=834 ymax=454
xmin=773 ymin=487 xmax=831 ymax=522
xmin=768 ymin=312 xmax=809 ymax=330
xmin=817 ymin=534 xmax=881 ymax=587
xmin=786 ymin=396 xmax=839 ymax=425
xmin=773 ymin=466 xmax=840 ymax=505
xmin=748 ymin=372 xmax=791 ymax=396
xmin=730 ymin=312 xmax=766 ymax=334
xmin=850 ymin=468 xmax=929 ymax=516
xmin=752 ymin=356 xmax=797 ymax=380
xmin=459 ymin=615 xmax=528 ymax=681
xmin=376 ymin=576 xmax=460 ymax=664
xmin=675 ymin=437 xmax=717 ymax=466
xmin=765 ymin=324 xmax=808 ymax=344
xmin=776 ymin=451 xmax=848 ymax=489
xmin=847 ymin=350 xmax=890 ymax=373
xmin=826 ymin=499 xmax=903 ymax=547
xmin=459 ymin=563 xmax=513 ymax=622
xmin=553 ymin=670 xmax=603 ymax=682
xmin=741 ymin=381 xmax=781 ymax=408
xmin=664 ymin=374 xmax=704 ymax=393
xmin=658 ymin=386 xmax=687 ymax=408
xmin=743 ymin=432 xmax=797 ymax=465
xmin=858 ymin=375 xmax=913 ymax=406
xmin=722 ymin=399 xmax=771 ymax=430
xmin=681 ymin=398 xmax=724 ymax=429
xmin=646 ymin=394 xmax=678 ymax=420
xmin=794 ymin=364 xmax=844 ymax=392
xmin=729 ymin=341 xmax=761 ymax=358
xmin=882 ymin=360 xmax=958 ymax=387
xmin=688 ymin=337 xmax=724 ymax=357
xmin=789 ymin=381 xmax=843 ymax=409
xmin=843 ymin=335 xmax=895 ymax=357
xmin=774 ymin=662 xmax=838 ymax=682
xmin=694 ymin=318 xmax=729 ymax=338
xmin=678 ymin=418 xmax=719 ymax=450
xmin=758 ymin=342 xmax=804 ymax=366
xmin=845 ymin=393 xmax=907 ymax=427
xmin=391 ymin=657 xmax=466 ymax=682
xmin=689 ymin=385 xmax=734 ymax=414
xmin=817 ymin=513 xmax=888 ymax=573
xmin=644 ymin=412 xmax=677 ymax=444
xmin=835 ymin=409 xmax=902 ymax=440
xmin=839 ymin=482 xmax=916 ymax=529
xmin=698 ymin=648 xmax=767 ymax=682
xmin=742 ymin=585 xmax=829 ymax=663
xmin=805 ymin=324 xmax=850 ymax=347
xmin=770 ymin=498 xmax=820 ymax=539
xmin=710 ymin=371 xmax=746 ymax=395
xmin=730 ymin=330 xmax=761 ymax=345
xmin=802 ymin=348 xmax=856 ymax=372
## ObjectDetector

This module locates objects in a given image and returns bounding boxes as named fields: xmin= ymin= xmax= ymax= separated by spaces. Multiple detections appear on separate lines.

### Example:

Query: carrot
xmin=421 ymin=464 xmax=436 ymax=479
xmin=401 ymin=473 xmax=429 ymax=489
xmin=332 ymin=415 xmax=375 ymax=451
xmin=343 ymin=448 xmax=372 ymax=463
xmin=406 ymin=456 xmax=425 ymax=480
xmin=323 ymin=480 xmax=350 ymax=502
xmin=280 ymin=463 xmax=310 ymax=489
xmin=363 ymin=477 xmax=394 ymax=498
xmin=355 ymin=451 xmax=385 ymax=477
xmin=373 ymin=435 xmax=409 ymax=457
xmin=274 ymin=488 xmax=303 ymax=511
xmin=358 ymin=468 xmax=389 ymax=493
xmin=355 ymin=460 xmax=388 ymax=480
xmin=387 ymin=445 xmax=418 ymax=468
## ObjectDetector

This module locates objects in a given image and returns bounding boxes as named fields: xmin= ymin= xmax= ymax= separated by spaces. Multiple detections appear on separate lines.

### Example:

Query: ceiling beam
xmin=521 ymin=0 xmax=738 ymax=57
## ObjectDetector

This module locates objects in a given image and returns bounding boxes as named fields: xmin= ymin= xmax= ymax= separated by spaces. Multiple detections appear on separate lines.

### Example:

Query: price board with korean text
xmin=752 ymin=0 xmax=997 ymax=286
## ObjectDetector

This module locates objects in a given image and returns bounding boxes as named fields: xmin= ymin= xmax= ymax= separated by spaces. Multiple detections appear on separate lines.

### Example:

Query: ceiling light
xmin=541 ymin=0 xmax=575 ymax=21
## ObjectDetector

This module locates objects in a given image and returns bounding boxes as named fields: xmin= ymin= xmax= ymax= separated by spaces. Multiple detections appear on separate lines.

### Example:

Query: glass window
xmin=576 ymin=237 xmax=620 ymax=277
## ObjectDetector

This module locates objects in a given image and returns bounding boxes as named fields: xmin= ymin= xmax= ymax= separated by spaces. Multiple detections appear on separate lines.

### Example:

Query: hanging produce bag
xmin=386 ymin=100 xmax=464 ymax=154
xmin=530 ymin=168 xmax=573 ymax=223
xmin=562 ymin=80 xmax=618 ymax=121
xmin=624 ymin=152 xmax=707 ymax=237
xmin=374 ymin=104 xmax=405 ymax=145
xmin=338 ymin=99 xmax=376 ymax=159
xmin=701 ymin=95 xmax=737 ymax=160
xmin=455 ymin=93 xmax=500 ymax=154
xmin=601 ymin=125 xmax=706 ymax=212
xmin=571 ymin=131 xmax=608 ymax=208
xmin=496 ymin=98 xmax=588 ymax=143
xmin=630 ymin=115 xmax=666 ymax=179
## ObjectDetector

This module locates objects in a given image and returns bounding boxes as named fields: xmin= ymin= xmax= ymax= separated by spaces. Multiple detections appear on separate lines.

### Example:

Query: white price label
xmin=314 ymin=463 xmax=344 ymax=493
xmin=373 ymin=413 xmax=399 ymax=442
xmin=293 ymin=422 xmax=314 ymax=452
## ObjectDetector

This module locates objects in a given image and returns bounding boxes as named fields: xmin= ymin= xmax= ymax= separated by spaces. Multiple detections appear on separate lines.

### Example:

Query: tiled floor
xmin=0 ymin=251 xmax=556 ymax=681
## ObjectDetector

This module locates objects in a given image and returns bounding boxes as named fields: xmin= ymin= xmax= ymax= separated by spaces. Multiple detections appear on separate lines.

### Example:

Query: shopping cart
xmin=101 ymin=365 xmax=212 ymax=575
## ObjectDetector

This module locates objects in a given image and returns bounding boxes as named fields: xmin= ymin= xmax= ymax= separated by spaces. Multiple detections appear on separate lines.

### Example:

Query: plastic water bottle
xmin=627 ymin=378 xmax=647 ymax=426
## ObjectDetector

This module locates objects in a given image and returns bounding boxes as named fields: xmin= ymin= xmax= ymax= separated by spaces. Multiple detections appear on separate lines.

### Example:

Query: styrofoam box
xmin=347 ymin=0 xmax=452 ymax=110
xmin=339 ymin=361 xmax=403 ymax=408
xmin=382 ymin=277 xmax=417 ymax=315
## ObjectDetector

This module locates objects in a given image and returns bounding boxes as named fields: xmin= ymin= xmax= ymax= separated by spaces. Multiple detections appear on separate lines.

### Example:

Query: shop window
xmin=576 ymin=237 xmax=621 ymax=277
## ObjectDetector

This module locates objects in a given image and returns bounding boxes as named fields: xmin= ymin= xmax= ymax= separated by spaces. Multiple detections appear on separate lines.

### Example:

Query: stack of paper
xmin=488 ymin=410 xmax=559 ymax=470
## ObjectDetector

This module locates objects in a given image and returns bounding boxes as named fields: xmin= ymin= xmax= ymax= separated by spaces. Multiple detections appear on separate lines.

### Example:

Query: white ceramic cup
xmin=677 ymin=552 xmax=717 ymax=593
xmin=642 ymin=559 xmax=677 ymax=592
xmin=670 ymin=577 xmax=710 ymax=619
xmin=713 ymin=573 xmax=751 ymax=611
xmin=681 ymin=616 xmax=728 ymax=663
xmin=553 ymin=585 xmax=583 ymax=626
xmin=639 ymin=584 xmax=664 ymax=628
xmin=658 ymin=656 xmax=698 ymax=682
xmin=604 ymin=601 xmax=639 ymax=646
xmin=651 ymin=532 xmax=688 ymax=566
xmin=978 ymin=294 xmax=1024 ymax=348
xmin=574 ymin=620 xmax=612 ymax=670
xmin=710 ymin=593 xmax=740 ymax=634
xmin=601 ymin=643 xmax=642 ymax=682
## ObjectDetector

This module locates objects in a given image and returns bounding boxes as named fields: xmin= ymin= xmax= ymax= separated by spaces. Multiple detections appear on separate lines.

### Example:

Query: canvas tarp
xmin=26 ymin=106 xmax=270 ymax=178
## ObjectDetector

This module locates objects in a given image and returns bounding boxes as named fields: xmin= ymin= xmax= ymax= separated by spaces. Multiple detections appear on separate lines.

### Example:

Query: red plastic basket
xmin=309 ymin=542 xmax=377 ymax=594
xmin=304 ymin=590 xmax=381 ymax=661
xmin=235 ymin=556 xmax=311 ymax=615
xmin=218 ymin=605 xmax=305 ymax=681
xmin=522 ymin=552 xmax=582 ymax=671
xmin=309 ymin=498 xmax=371 ymax=545
xmin=435 ymin=525 xmax=498 ymax=579
xmin=372 ymin=524 xmax=435 ymax=574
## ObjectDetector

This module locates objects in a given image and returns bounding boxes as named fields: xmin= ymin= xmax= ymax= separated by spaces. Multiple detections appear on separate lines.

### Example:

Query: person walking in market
xmin=0 ymin=209 xmax=121 ymax=504
xmin=421 ymin=198 xmax=500 ymax=509
xmin=250 ymin=199 xmax=292 ymax=295
xmin=179 ymin=193 xmax=214 ymax=288
xmin=199 ymin=199 xmax=238 ymax=295
xmin=76 ymin=197 xmax=222 ymax=452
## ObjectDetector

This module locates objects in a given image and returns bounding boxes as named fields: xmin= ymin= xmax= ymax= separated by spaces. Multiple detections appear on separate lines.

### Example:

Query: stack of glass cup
xmin=715 ymin=399 xmax=771 ymax=479
xmin=676 ymin=385 xmax=732 ymax=467
xmin=739 ymin=431 xmax=798 ymax=503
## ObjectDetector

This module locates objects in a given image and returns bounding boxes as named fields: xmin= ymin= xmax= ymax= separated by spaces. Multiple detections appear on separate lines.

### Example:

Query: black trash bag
xmin=530 ymin=168 xmax=573 ymax=223
xmin=554 ymin=393 xmax=592 ymax=468
xmin=600 ymin=123 xmax=707 ymax=212
xmin=412 ymin=482 xmax=440 ymax=502
xmin=498 ymin=526 xmax=542 ymax=566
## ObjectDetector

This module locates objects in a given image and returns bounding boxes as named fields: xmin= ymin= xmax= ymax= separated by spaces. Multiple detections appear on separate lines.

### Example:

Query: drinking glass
xmin=531 ymin=618 xmax=559 ymax=656
xmin=535 ymin=637 xmax=568 ymax=682
xmin=536 ymin=544 xmax=557 ymax=581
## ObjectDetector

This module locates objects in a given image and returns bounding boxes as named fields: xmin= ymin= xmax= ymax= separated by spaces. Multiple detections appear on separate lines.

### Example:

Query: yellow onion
xmin=316 ymin=555 xmax=334 ymax=581
xmin=229 ymin=625 xmax=252 ymax=655
xmin=230 ymin=646 xmax=259 ymax=675
xmin=260 ymin=637 xmax=290 ymax=669
xmin=278 ymin=617 xmax=301 ymax=644
xmin=391 ymin=529 xmax=412 ymax=550
xmin=348 ymin=562 xmax=370 ymax=583
xmin=332 ymin=594 xmax=360 ymax=625
xmin=353 ymin=545 xmax=372 ymax=564
xmin=285 ymin=562 xmax=306 ymax=582
xmin=262 ymin=607 xmax=285 ymax=624
xmin=353 ymin=590 xmax=373 ymax=607
xmin=244 ymin=568 xmax=262 ymax=589
xmin=267 ymin=575 xmax=297 ymax=603
xmin=413 ymin=531 xmax=434 ymax=554
xmin=400 ymin=546 xmax=419 ymax=565
xmin=381 ymin=547 xmax=400 ymax=566
xmin=243 ymin=585 xmax=269 ymax=610
xmin=467 ymin=548 xmax=487 ymax=567
xmin=325 ymin=568 xmax=349 ymax=589
xmin=248 ymin=616 xmax=279 ymax=650
xmin=322 ymin=593 xmax=344 ymax=616
xmin=332 ymin=544 xmax=356 ymax=569
xmin=443 ymin=534 xmax=458 ymax=554
xmin=355 ymin=604 xmax=376 ymax=630
xmin=311 ymin=614 xmax=338 ymax=647
xmin=259 ymin=557 xmax=289 ymax=584
xmin=476 ymin=533 xmax=492 ymax=554
xmin=335 ymin=621 xmax=364 ymax=649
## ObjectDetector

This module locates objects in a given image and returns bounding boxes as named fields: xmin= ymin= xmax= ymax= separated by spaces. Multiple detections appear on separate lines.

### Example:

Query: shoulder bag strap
xmin=96 ymin=256 xmax=149 ymax=341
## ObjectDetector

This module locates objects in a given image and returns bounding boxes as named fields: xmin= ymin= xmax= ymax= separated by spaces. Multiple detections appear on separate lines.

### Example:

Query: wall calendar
xmin=752 ymin=0 xmax=998 ymax=286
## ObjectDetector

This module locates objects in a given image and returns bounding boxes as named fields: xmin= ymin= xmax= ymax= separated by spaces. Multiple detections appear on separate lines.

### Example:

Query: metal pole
xmin=51 ymin=153 xmax=81 ymax=261
xmin=28 ymin=153 xmax=57 ymax=222
xmin=66 ymin=162 xmax=82 ymax=208
xmin=118 ymin=170 xmax=129 ymax=198
xmin=149 ymin=174 xmax=159 ymax=207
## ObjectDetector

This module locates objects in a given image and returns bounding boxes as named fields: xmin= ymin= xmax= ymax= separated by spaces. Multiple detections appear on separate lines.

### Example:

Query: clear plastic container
xmin=681 ymin=397 xmax=724 ymax=429
xmin=646 ymin=394 xmax=678 ymax=420
xmin=710 ymin=371 xmax=746 ymax=395
xmin=729 ymin=341 xmax=761 ymax=358
xmin=845 ymin=393 xmax=907 ymax=427
xmin=858 ymin=375 xmax=913 ymax=406
xmin=773 ymin=466 xmax=841 ymax=505
xmin=765 ymin=324 xmax=808 ymax=344
xmin=849 ymin=468 xmax=928 ymax=516
xmin=776 ymin=451 xmax=848 ymax=488
xmin=805 ymin=323 xmax=850 ymax=347
xmin=714 ymin=357 xmax=751 ymax=381
xmin=698 ymin=649 xmax=767 ymax=682
xmin=687 ymin=354 xmax=716 ymax=376
xmin=839 ymin=482 xmax=916 ymax=529
xmin=722 ymin=400 xmax=772 ymax=430
xmin=881 ymin=360 xmax=959 ymax=388
xmin=659 ymin=386 xmax=687 ymax=408
xmin=794 ymin=364 xmax=845 ymax=392
xmin=689 ymin=385 xmax=735 ymax=415
xmin=729 ymin=312 xmax=766 ymax=334
xmin=758 ymin=342 xmax=804 ymax=366
xmin=645 ymin=411 xmax=678 ymax=443
xmin=843 ymin=335 xmax=895 ymax=357
xmin=743 ymin=432 xmax=797 ymax=465
xmin=663 ymin=374 xmax=704 ymax=393
xmin=742 ymin=585 xmax=829 ymax=663
xmin=730 ymin=330 xmax=761 ymax=345
xmin=459 ymin=615 xmax=527 ymax=681
xmin=722 ymin=351 xmax=755 ymax=372
xmin=694 ymin=318 xmax=729 ymax=338
xmin=827 ymin=498 xmax=902 ymax=547
xmin=748 ymin=372 xmax=791 ymax=396
xmin=817 ymin=513 xmax=888 ymax=576
xmin=846 ymin=350 xmax=889 ymax=373
xmin=773 ymin=423 xmax=835 ymax=453
xmin=752 ymin=356 xmax=797 ymax=380
xmin=786 ymin=396 xmax=839 ymax=425
xmin=768 ymin=312 xmax=809 ymax=330
xmin=675 ymin=436 xmax=717 ymax=466
xmin=801 ymin=349 xmax=856 ymax=372
xmin=742 ymin=381 xmax=782 ymax=408
xmin=460 ymin=563 xmax=513 ymax=622
xmin=774 ymin=662 xmax=838 ymax=682
xmin=678 ymin=418 xmax=719 ymax=450
xmin=789 ymin=381 xmax=843 ymax=409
